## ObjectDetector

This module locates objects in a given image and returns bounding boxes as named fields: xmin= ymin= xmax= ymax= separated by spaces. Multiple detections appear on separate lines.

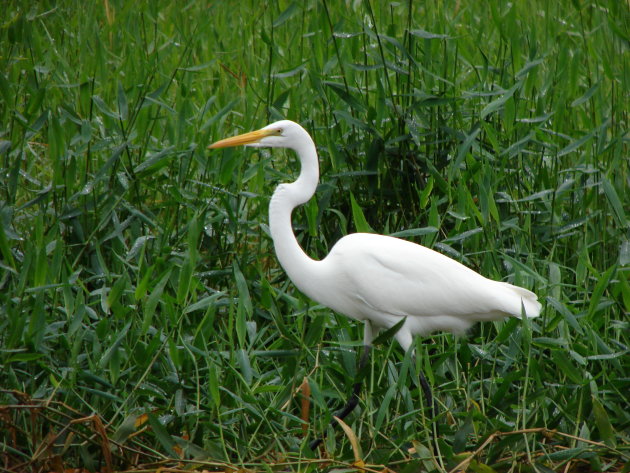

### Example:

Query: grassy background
xmin=1 ymin=0 xmax=628 ymax=471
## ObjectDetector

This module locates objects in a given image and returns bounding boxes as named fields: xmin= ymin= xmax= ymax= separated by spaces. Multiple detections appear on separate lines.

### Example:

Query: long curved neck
xmin=268 ymin=135 xmax=321 ymax=294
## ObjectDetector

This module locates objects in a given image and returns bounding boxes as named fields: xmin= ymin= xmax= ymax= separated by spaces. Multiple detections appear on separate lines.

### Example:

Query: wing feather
xmin=327 ymin=233 xmax=538 ymax=322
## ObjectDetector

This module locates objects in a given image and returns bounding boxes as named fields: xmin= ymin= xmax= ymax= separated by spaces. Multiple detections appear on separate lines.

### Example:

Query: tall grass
xmin=1 ymin=1 xmax=628 ymax=471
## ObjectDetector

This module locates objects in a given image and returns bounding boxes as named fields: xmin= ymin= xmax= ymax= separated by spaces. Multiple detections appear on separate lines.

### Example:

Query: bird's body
xmin=292 ymin=232 xmax=540 ymax=351
xmin=209 ymin=119 xmax=541 ymax=447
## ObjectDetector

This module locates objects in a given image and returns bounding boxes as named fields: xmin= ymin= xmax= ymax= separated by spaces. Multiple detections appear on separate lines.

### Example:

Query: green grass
xmin=1 ymin=0 xmax=628 ymax=471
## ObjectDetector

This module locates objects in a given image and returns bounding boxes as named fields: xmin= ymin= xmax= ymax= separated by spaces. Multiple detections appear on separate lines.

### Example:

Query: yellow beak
xmin=208 ymin=128 xmax=276 ymax=149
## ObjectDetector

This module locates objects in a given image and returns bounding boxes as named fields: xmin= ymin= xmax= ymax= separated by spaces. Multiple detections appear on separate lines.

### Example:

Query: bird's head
xmin=208 ymin=120 xmax=309 ymax=150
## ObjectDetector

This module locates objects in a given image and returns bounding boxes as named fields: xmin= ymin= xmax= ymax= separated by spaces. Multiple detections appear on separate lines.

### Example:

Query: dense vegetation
xmin=1 ymin=1 xmax=628 ymax=471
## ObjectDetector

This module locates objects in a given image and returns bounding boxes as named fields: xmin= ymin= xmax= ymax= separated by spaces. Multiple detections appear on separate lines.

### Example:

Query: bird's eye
xmin=276 ymin=128 xmax=283 ymax=135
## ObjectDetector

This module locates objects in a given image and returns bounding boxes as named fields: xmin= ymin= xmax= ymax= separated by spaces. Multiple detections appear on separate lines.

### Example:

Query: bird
xmin=208 ymin=119 xmax=542 ymax=449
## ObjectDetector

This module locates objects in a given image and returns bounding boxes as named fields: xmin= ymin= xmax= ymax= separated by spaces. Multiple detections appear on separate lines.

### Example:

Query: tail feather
xmin=501 ymin=283 xmax=542 ymax=318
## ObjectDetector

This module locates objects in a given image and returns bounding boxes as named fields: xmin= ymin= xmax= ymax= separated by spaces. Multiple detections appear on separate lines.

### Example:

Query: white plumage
xmin=305 ymin=232 xmax=541 ymax=352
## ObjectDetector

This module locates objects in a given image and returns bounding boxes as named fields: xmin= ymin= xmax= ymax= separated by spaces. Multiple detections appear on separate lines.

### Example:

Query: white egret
xmin=209 ymin=120 xmax=541 ymax=449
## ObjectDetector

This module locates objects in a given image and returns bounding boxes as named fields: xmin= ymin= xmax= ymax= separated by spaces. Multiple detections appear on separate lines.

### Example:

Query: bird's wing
xmin=327 ymin=233 xmax=522 ymax=322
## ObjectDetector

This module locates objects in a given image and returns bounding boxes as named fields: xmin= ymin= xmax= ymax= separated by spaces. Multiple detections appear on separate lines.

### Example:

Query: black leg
xmin=309 ymin=345 xmax=371 ymax=450
xmin=418 ymin=370 xmax=435 ymax=421
xmin=417 ymin=363 xmax=440 ymax=454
